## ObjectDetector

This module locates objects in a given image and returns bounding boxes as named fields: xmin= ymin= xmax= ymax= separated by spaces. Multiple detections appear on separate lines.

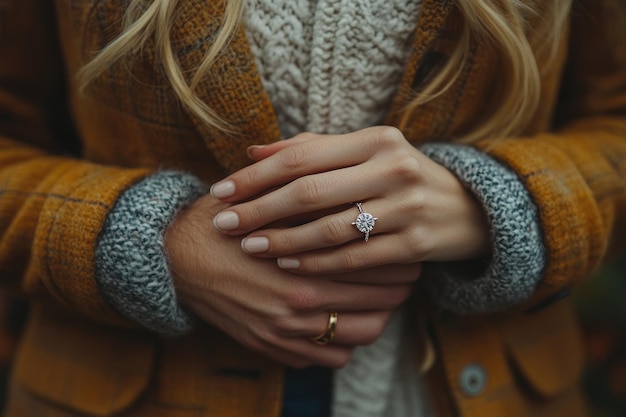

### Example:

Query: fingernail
xmin=278 ymin=258 xmax=300 ymax=269
xmin=210 ymin=180 xmax=235 ymax=199
xmin=246 ymin=145 xmax=266 ymax=160
xmin=213 ymin=211 xmax=240 ymax=231
xmin=241 ymin=237 xmax=270 ymax=254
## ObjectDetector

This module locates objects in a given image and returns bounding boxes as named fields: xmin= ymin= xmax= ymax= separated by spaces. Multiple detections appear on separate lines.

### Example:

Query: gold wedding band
xmin=312 ymin=311 xmax=338 ymax=345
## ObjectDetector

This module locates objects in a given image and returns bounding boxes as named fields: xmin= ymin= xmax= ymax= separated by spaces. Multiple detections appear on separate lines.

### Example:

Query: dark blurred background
xmin=574 ymin=257 xmax=626 ymax=417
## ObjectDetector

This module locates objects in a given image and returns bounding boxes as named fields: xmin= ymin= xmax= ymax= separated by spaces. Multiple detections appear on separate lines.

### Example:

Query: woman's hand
xmin=164 ymin=193 xmax=419 ymax=368
xmin=209 ymin=126 xmax=491 ymax=275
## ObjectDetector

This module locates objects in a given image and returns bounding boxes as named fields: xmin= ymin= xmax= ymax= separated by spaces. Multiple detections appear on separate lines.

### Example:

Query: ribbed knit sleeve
xmin=95 ymin=172 xmax=207 ymax=336
xmin=419 ymin=144 xmax=547 ymax=313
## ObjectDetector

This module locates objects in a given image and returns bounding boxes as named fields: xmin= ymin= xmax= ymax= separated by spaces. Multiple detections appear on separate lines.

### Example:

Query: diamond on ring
xmin=351 ymin=202 xmax=377 ymax=242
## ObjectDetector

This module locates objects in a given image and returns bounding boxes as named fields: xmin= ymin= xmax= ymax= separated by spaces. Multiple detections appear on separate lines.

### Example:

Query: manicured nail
xmin=241 ymin=237 xmax=270 ymax=254
xmin=213 ymin=211 xmax=239 ymax=231
xmin=278 ymin=258 xmax=300 ymax=269
xmin=210 ymin=180 xmax=235 ymax=199
xmin=246 ymin=145 xmax=267 ymax=160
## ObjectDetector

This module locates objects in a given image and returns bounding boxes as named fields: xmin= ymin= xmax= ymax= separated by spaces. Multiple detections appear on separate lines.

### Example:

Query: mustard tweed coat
xmin=1 ymin=0 xmax=625 ymax=416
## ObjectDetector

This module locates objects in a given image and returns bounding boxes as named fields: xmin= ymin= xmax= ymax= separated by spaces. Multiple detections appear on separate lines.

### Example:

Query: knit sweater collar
xmin=245 ymin=0 xmax=423 ymax=138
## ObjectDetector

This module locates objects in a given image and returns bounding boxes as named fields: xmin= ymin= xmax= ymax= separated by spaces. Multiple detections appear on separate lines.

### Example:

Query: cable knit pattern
xmin=245 ymin=0 xmax=423 ymax=138
xmin=245 ymin=0 xmax=316 ymax=138
xmin=95 ymin=171 xmax=207 ymax=336
xmin=420 ymin=144 xmax=547 ymax=313
xmin=332 ymin=309 xmax=433 ymax=417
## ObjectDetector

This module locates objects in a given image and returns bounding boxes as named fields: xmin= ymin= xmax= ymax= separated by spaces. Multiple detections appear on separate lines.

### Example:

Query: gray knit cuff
xmin=419 ymin=144 xmax=546 ymax=314
xmin=95 ymin=171 xmax=207 ymax=336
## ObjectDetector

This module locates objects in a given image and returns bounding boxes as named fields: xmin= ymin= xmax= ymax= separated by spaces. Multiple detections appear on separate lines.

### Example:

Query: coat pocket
xmin=10 ymin=306 xmax=156 ymax=417
xmin=498 ymin=300 xmax=585 ymax=398
xmin=432 ymin=300 xmax=587 ymax=417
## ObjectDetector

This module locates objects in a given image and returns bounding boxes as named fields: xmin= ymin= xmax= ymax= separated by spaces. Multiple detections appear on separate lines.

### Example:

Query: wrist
xmin=164 ymin=195 xmax=226 ymax=305
xmin=95 ymin=171 xmax=206 ymax=335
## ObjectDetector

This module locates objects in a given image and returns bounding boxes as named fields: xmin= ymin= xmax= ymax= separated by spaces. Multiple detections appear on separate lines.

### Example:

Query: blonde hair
xmin=79 ymin=0 xmax=572 ymax=141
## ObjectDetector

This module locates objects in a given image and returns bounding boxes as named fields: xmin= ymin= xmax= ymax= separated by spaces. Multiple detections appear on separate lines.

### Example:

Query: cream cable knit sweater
xmin=245 ymin=0 xmax=424 ymax=139
xmin=245 ymin=1 xmax=430 ymax=416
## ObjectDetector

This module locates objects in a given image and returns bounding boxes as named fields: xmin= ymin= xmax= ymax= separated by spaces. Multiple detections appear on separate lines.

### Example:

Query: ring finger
xmin=278 ymin=233 xmax=419 ymax=275
xmin=240 ymin=200 xmax=399 ymax=257
xmin=214 ymin=164 xmax=386 ymax=235
xmin=279 ymin=310 xmax=393 ymax=346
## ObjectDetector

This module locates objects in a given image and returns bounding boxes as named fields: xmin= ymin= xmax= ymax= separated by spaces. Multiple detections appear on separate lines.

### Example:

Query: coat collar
xmin=173 ymin=0 xmax=281 ymax=173
xmin=177 ymin=0 xmax=454 ymax=172
xmin=385 ymin=0 xmax=455 ymax=128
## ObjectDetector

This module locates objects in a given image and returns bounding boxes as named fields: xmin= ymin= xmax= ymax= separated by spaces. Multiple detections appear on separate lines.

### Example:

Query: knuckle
xmin=394 ymin=193 xmax=425 ymax=227
xmin=242 ymin=202 xmax=267 ymax=229
xmin=339 ymin=251 xmax=364 ymax=271
xmin=375 ymin=126 xmax=405 ymax=146
xmin=285 ymin=284 xmax=320 ymax=312
xmin=240 ymin=167 xmax=257 ymax=189
xmin=303 ymin=257 xmax=325 ymax=274
xmin=271 ymin=231 xmax=294 ymax=254
xmin=292 ymin=177 xmax=325 ymax=206
xmin=405 ymin=190 xmax=426 ymax=211
xmin=388 ymin=155 xmax=421 ymax=183
xmin=403 ymin=227 xmax=432 ymax=261
xmin=273 ymin=315 xmax=301 ymax=335
xmin=320 ymin=216 xmax=347 ymax=245
xmin=279 ymin=145 xmax=309 ymax=171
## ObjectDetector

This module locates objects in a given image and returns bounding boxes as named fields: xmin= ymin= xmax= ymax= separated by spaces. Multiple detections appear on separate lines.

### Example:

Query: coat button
xmin=459 ymin=364 xmax=487 ymax=397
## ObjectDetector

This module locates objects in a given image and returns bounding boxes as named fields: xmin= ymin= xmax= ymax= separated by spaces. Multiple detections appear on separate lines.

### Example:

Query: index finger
xmin=209 ymin=130 xmax=381 ymax=203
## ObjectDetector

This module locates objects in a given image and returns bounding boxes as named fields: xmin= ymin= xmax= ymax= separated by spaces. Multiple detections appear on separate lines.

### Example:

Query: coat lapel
xmin=174 ymin=0 xmax=454 ymax=171
xmin=385 ymin=0 xmax=456 ymax=142
xmin=173 ymin=0 xmax=281 ymax=173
